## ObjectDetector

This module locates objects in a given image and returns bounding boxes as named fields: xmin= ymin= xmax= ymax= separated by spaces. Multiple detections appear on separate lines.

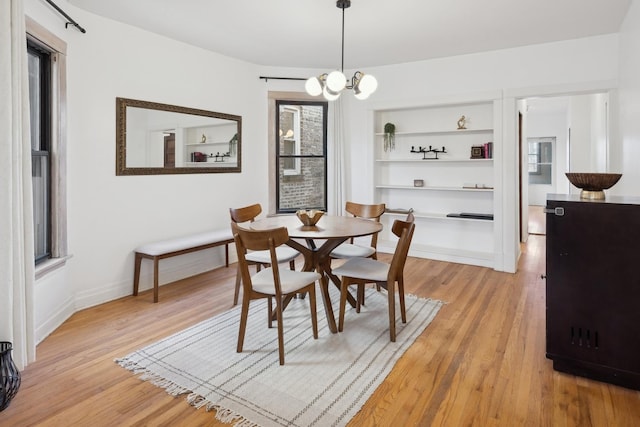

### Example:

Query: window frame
xmin=28 ymin=41 xmax=52 ymax=264
xmin=26 ymin=17 xmax=69 ymax=277
xmin=274 ymin=99 xmax=328 ymax=214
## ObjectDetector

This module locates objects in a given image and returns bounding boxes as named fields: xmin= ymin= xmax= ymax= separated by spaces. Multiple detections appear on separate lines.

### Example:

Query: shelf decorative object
xmin=0 ymin=341 xmax=21 ymax=411
xmin=457 ymin=115 xmax=467 ymax=130
xmin=383 ymin=122 xmax=396 ymax=152
xmin=201 ymin=134 xmax=207 ymax=143
xmin=411 ymin=145 xmax=447 ymax=160
xmin=210 ymin=152 xmax=230 ymax=162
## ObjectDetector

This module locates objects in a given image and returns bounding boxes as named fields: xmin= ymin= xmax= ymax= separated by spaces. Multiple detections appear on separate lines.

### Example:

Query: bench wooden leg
xmin=133 ymin=253 xmax=143 ymax=296
xmin=225 ymin=243 xmax=229 ymax=267
xmin=153 ymin=257 xmax=160 ymax=303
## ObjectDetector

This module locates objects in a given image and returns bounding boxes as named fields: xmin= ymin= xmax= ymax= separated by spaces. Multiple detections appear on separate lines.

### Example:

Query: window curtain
xmin=328 ymin=97 xmax=346 ymax=216
xmin=0 ymin=0 xmax=37 ymax=370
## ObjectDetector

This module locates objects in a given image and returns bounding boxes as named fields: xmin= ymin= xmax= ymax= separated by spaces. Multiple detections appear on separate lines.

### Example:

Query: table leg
xmin=318 ymin=268 xmax=338 ymax=333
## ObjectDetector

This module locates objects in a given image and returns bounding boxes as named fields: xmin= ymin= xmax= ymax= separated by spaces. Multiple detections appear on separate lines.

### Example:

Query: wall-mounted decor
xmin=116 ymin=97 xmax=242 ymax=175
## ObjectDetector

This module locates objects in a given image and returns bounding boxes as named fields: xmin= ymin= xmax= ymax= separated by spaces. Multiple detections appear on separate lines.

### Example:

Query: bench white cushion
xmin=135 ymin=229 xmax=234 ymax=257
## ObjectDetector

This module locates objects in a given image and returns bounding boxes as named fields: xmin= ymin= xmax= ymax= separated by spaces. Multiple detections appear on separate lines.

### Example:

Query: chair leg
xmin=276 ymin=296 xmax=285 ymax=365
xmin=356 ymin=284 xmax=365 ymax=313
xmin=388 ymin=281 xmax=396 ymax=342
xmin=398 ymin=278 xmax=407 ymax=323
xmin=267 ymin=296 xmax=273 ymax=328
xmin=237 ymin=296 xmax=250 ymax=353
xmin=309 ymin=286 xmax=318 ymax=339
xmin=233 ymin=265 xmax=242 ymax=306
xmin=338 ymin=278 xmax=350 ymax=332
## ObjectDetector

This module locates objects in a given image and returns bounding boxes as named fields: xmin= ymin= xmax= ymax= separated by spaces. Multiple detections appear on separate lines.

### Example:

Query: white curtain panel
xmin=0 ymin=0 xmax=37 ymax=370
xmin=328 ymin=97 xmax=346 ymax=216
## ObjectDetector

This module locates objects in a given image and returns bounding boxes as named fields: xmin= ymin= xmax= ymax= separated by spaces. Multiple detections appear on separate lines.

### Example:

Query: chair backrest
xmin=230 ymin=203 xmax=262 ymax=224
xmin=345 ymin=201 xmax=386 ymax=220
xmin=387 ymin=219 xmax=416 ymax=282
xmin=344 ymin=201 xmax=386 ymax=246
xmin=231 ymin=222 xmax=290 ymax=293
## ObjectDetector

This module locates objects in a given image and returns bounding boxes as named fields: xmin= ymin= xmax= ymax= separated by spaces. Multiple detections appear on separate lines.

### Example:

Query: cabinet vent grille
xmin=570 ymin=326 xmax=599 ymax=349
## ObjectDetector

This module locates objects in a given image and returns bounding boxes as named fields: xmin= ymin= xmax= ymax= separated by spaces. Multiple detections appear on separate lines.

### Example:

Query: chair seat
xmin=332 ymin=257 xmax=389 ymax=282
xmin=330 ymin=243 xmax=376 ymax=259
xmin=245 ymin=246 xmax=299 ymax=264
xmin=251 ymin=268 xmax=321 ymax=295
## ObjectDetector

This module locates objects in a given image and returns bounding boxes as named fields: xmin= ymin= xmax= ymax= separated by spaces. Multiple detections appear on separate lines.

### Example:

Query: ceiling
xmin=67 ymin=0 xmax=631 ymax=69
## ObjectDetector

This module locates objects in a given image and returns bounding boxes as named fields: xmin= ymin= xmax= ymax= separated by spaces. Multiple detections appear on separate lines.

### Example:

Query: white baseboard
xmin=36 ymin=295 xmax=75 ymax=344
xmin=378 ymin=240 xmax=495 ymax=269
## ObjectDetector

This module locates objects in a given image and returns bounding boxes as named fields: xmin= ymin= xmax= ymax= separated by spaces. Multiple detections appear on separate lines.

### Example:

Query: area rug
xmin=116 ymin=287 xmax=443 ymax=427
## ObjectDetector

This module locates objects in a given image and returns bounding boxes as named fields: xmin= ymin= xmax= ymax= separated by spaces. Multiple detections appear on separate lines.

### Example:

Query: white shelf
xmin=385 ymin=211 xmax=493 ymax=222
xmin=186 ymin=142 xmax=228 ymax=147
xmin=376 ymin=184 xmax=493 ymax=192
xmin=376 ymin=158 xmax=492 ymax=163
xmin=375 ymin=128 xmax=493 ymax=136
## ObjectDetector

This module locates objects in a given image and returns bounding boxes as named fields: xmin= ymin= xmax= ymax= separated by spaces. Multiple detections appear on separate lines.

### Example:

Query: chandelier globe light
xmin=305 ymin=0 xmax=377 ymax=101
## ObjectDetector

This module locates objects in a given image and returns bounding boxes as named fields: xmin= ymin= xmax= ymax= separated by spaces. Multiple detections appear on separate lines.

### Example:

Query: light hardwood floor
xmin=2 ymin=235 xmax=639 ymax=426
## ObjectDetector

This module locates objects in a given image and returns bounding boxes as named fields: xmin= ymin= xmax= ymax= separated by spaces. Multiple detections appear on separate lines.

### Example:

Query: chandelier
xmin=305 ymin=0 xmax=378 ymax=101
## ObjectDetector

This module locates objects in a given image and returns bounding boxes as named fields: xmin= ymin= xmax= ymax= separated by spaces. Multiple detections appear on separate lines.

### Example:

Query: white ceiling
xmin=67 ymin=0 xmax=631 ymax=69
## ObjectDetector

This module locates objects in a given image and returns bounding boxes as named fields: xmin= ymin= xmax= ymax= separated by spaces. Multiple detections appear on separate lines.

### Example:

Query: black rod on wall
xmin=259 ymin=76 xmax=306 ymax=82
xmin=44 ymin=0 xmax=86 ymax=33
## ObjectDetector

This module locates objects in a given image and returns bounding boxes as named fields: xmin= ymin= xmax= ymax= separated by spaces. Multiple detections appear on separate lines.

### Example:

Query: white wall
xmin=25 ymin=0 xmax=267 ymax=342
xmin=617 ymin=0 xmax=640 ymax=196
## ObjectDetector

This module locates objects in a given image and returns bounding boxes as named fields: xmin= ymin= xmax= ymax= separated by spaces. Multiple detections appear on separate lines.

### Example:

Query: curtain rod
xmin=259 ymin=76 xmax=306 ymax=82
xmin=44 ymin=0 xmax=86 ymax=33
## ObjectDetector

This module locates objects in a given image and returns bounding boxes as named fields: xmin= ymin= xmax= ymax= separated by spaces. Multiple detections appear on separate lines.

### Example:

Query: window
xmin=280 ymin=106 xmax=301 ymax=174
xmin=275 ymin=100 xmax=328 ymax=213
xmin=28 ymin=42 xmax=51 ymax=264
xmin=27 ymin=18 xmax=68 ymax=274
xmin=528 ymin=137 xmax=554 ymax=185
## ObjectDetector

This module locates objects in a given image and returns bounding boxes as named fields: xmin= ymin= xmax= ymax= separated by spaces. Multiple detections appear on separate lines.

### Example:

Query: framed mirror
xmin=116 ymin=97 xmax=242 ymax=175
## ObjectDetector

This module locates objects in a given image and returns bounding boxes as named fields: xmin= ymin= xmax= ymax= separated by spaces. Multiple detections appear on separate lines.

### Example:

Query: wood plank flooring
xmin=2 ymin=235 xmax=639 ymax=426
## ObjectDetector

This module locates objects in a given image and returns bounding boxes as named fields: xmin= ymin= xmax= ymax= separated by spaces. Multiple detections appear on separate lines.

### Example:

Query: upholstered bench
xmin=133 ymin=229 xmax=234 ymax=303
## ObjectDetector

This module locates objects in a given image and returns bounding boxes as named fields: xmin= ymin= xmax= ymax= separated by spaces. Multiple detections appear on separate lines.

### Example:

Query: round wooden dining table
xmin=250 ymin=214 xmax=383 ymax=333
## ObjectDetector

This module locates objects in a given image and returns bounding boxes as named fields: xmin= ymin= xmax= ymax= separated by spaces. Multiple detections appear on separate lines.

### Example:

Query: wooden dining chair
xmin=332 ymin=218 xmax=416 ymax=342
xmin=330 ymin=201 xmax=386 ymax=260
xmin=232 ymin=223 xmax=320 ymax=365
xmin=230 ymin=203 xmax=300 ymax=305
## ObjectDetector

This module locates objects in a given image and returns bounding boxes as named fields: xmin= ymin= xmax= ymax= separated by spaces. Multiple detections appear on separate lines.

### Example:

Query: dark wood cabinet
xmin=545 ymin=194 xmax=640 ymax=390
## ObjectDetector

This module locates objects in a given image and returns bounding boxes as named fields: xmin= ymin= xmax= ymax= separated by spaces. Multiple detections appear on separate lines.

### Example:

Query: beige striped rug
xmin=116 ymin=287 xmax=443 ymax=427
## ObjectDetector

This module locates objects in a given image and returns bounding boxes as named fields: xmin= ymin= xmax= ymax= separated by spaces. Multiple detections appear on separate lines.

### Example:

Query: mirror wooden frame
xmin=116 ymin=97 xmax=242 ymax=175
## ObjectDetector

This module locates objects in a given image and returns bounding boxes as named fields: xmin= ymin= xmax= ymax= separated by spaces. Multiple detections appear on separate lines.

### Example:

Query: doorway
xmin=519 ymin=92 xmax=611 ymax=240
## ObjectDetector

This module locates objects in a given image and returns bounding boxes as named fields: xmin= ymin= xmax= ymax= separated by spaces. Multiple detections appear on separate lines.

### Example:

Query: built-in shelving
xmin=373 ymin=99 xmax=500 ymax=269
